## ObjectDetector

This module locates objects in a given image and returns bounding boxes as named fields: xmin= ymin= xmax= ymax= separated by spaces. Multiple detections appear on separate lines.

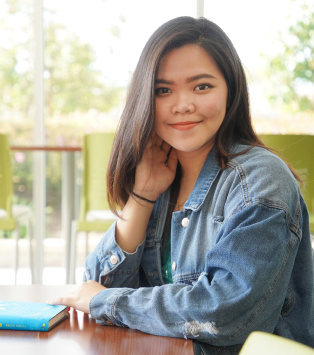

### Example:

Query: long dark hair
xmin=107 ymin=16 xmax=300 ymax=213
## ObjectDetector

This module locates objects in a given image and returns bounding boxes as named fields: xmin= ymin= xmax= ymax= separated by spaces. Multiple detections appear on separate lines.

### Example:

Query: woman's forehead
xmin=155 ymin=44 xmax=223 ymax=82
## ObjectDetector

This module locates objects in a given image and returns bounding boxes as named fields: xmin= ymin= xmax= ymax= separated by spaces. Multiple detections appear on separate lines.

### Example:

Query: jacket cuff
xmin=89 ymin=287 xmax=130 ymax=326
xmin=97 ymin=222 xmax=145 ymax=272
xmin=84 ymin=221 xmax=146 ymax=285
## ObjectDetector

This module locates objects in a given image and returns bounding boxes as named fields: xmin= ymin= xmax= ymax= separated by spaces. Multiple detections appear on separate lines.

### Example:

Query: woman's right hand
xmin=133 ymin=133 xmax=178 ymax=202
xmin=116 ymin=134 xmax=177 ymax=253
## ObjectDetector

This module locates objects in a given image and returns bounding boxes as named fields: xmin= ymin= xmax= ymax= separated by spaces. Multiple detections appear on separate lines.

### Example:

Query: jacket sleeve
xmin=87 ymin=202 xmax=301 ymax=346
xmin=84 ymin=221 xmax=146 ymax=289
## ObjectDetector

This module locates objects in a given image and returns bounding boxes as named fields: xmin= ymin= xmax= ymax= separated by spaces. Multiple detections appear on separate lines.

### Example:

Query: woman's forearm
xmin=115 ymin=194 xmax=155 ymax=253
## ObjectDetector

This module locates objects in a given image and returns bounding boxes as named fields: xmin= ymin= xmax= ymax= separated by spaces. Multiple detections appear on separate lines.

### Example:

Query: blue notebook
xmin=0 ymin=301 xmax=68 ymax=331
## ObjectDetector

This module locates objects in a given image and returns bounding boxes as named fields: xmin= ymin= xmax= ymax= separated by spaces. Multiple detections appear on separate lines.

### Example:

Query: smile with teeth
xmin=170 ymin=121 xmax=202 ymax=131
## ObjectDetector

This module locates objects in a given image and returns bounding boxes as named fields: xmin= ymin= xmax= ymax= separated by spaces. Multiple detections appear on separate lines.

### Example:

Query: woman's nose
xmin=172 ymin=94 xmax=195 ymax=114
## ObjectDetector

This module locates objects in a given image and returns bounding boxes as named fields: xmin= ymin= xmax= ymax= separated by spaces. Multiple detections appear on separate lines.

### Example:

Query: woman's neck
xmin=177 ymin=146 xmax=211 ymax=184
xmin=174 ymin=146 xmax=212 ymax=211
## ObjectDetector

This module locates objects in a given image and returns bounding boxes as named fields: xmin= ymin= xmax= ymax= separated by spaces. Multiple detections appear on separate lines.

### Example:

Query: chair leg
xmin=68 ymin=221 xmax=77 ymax=284
xmin=28 ymin=217 xmax=34 ymax=284
xmin=13 ymin=226 xmax=20 ymax=284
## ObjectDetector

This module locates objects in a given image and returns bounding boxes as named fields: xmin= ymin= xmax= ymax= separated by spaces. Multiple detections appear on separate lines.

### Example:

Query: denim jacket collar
xmin=184 ymin=147 xmax=221 ymax=212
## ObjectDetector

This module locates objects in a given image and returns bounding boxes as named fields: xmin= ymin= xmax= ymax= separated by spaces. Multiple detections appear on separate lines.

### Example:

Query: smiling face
xmin=154 ymin=44 xmax=228 ymax=156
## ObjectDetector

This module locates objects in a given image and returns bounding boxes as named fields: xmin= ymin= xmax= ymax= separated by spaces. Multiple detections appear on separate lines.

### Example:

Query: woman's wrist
xmin=131 ymin=191 xmax=156 ymax=204
xmin=132 ymin=187 xmax=160 ymax=204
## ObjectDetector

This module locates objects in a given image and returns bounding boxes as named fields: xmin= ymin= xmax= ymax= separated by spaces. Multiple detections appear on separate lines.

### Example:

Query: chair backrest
xmin=260 ymin=135 xmax=314 ymax=232
xmin=239 ymin=331 xmax=314 ymax=355
xmin=0 ymin=134 xmax=13 ymax=218
xmin=80 ymin=133 xmax=115 ymax=220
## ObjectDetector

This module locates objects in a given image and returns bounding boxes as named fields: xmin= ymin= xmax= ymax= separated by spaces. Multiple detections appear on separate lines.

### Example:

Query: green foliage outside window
xmin=267 ymin=0 xmax=314 ymax=112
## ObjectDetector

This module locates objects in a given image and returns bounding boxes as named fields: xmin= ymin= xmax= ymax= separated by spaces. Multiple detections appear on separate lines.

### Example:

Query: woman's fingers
xmin=47 ymin=290 xmax=77 ymax=306
xmin=47 ymin=297 xmax=71 ymax=306
xmin=46 ymin=281 xmax=105 ymax=314
xmin=153 ymin=134 xmax=163 ymax=148
xmin=160 ymin=141 xmax=171 ymax=154
xmin=166 ymin=147 xmax=178 ymax=172
xmin=151 ymin=133 xmax=172 ymax=155
xmin=134 ymin=133 xmax=177 ymax=198
xmin=150 ymin=134 xmax=175 ymax=168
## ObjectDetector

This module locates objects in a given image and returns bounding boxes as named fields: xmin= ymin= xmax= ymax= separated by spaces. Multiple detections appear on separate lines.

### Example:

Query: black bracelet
xmin=131 ymin=191 xmax=156 ymax=204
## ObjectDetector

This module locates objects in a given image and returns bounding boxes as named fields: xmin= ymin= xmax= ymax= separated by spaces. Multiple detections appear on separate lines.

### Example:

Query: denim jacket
xmin=84 ymin=145 xmax=314 ymax=355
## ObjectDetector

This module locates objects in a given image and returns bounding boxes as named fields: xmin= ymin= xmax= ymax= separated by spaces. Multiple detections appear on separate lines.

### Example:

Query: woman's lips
xmin=170 ymin=121 xmax=201 ymax=131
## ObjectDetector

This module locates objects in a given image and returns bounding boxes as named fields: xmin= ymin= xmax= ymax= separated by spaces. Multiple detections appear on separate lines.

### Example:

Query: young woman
xmin=49 ymin=17 xmax=314 ymax=354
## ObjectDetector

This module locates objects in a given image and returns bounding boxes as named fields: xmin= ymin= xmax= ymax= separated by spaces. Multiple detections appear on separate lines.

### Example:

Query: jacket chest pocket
xmin=169 ymin=215 xmax=224 ymax=286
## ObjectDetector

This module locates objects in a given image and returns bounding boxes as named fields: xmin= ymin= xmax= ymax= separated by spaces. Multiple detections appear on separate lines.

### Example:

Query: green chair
xmin=0 ymin=134 xmax=34 ymax=284
xmin=239 ymin=331 xmax=314 ymax=355
xmin=260 ymin=135 xmax=314 ymax=233
xmin=68 ymin=133 xmax=117 ymax=283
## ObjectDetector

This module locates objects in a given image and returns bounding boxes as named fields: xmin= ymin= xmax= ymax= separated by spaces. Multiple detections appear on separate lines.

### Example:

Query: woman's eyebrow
xmin=155 ymin=78 xmax=173 ymax=85
xmin=186 ymin=73 xmax=217 ymax=83
xmin=155 ymin=73 xmax=217 ymax=85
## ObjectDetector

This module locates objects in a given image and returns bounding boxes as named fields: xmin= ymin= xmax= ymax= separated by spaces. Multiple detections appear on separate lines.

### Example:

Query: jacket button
xmin=181 ymin=217 xmax=189 ymax=227
xmin=110 ymin=255 xmax=118 ymax=265
xmin=172 ymin=261 xmax=176 ymax=271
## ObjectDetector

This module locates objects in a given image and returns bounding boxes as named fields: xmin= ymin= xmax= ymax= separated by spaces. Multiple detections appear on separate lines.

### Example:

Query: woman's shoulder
xmin=225 ymin=144 xmax=301 ymax=211
xmin=229 ymin=144 xmax=296 ymax=181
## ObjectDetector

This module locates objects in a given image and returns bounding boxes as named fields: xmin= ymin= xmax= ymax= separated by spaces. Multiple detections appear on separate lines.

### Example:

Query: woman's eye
xmin=195 ymin=84 xmax=211 ymax=91
xmin=155 ymin=87 xmax=171 ymax=95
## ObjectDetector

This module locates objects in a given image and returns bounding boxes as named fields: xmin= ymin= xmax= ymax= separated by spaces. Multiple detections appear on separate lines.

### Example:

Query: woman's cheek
xmin=206 ymin=101 xmax=226 ymax=121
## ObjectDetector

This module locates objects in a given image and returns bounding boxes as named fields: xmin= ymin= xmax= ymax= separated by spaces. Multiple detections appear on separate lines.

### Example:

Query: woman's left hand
xmin=47 ymin=280 xmax=106 ymax=314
